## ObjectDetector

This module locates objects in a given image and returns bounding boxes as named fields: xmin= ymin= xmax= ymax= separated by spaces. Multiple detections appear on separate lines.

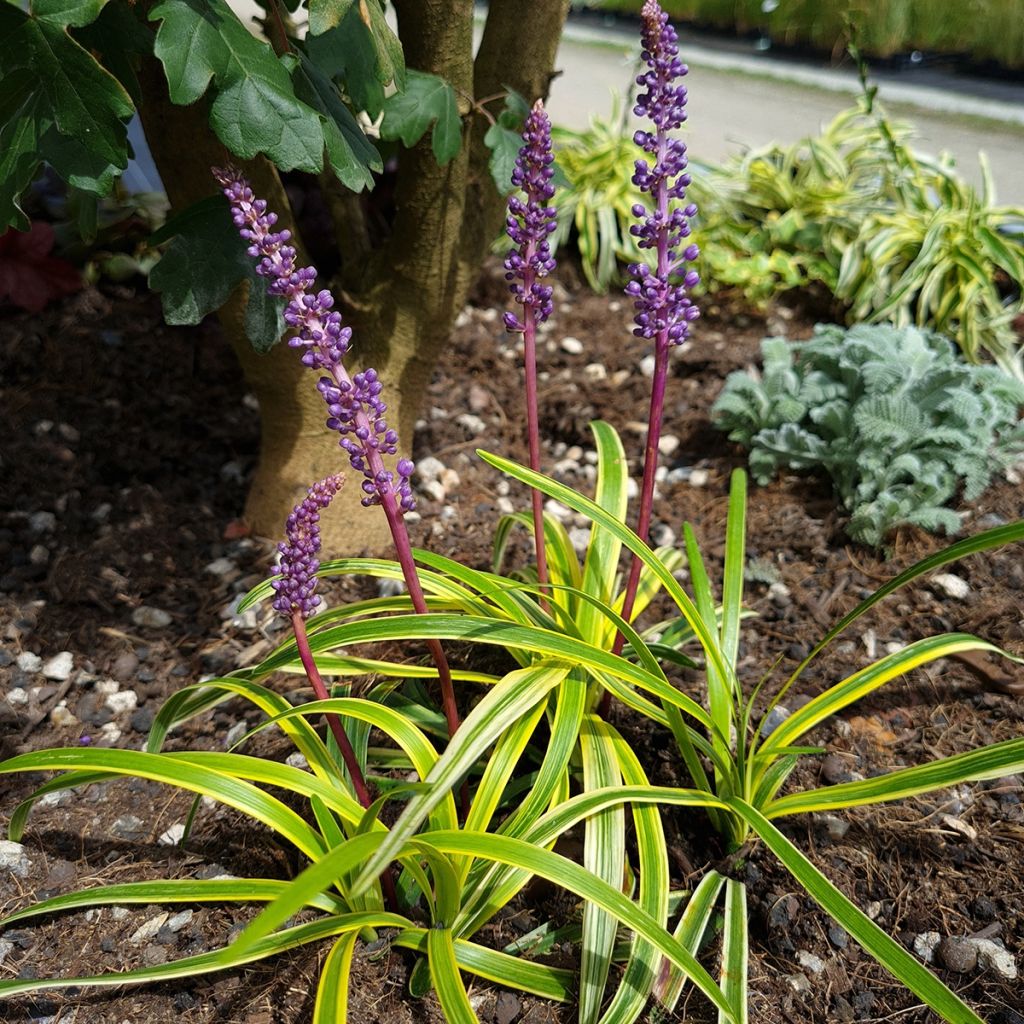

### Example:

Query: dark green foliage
xmin=148 ymin=196 xmax=285 ymax=351
xmin=379 ymin=69 xmax=462 ymax=165
xmin=713 ymin=324 xmax=1024 ymax=547
xmin=0 ymin=0 xmax=132 ymax=230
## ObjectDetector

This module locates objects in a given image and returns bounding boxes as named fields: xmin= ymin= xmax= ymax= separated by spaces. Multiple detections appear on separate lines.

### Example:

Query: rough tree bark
xmin=136 ymin=0 xmax=570 ymax=553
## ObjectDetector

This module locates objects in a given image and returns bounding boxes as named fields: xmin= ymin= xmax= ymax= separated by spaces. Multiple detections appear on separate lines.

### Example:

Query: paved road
xmin=547 ymin=23 xmax=1024 ymax=206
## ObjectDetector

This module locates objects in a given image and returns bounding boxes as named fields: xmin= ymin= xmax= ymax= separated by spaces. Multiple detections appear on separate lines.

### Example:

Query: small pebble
xmin=286 ymin=752 xmax=310 ymax=770
xmin=0 ymin=841 xmax=31 ymax=877
xmin=49 ymin=705 xmax=79 ymax=728
xmin=561 ymin=336 xmax=584 ymax=355
xmin=29 ymin=544 xmax=49 ymax=566
xmin=224 ymin=721 xmax=248 ymax=748
xmin=689 ymin=468 xmax=709 ymax=487
xmin=106 ymin=690 xmax=138 ymax=715
xmin=973 ymin=938 xmax=1017 ymax=980
xmin=42 ymin=652 xmax=74 ymax=681
xmin=938 ymin=936 xmax=977 ymax=972
xmin=583 ymin=362 xmax=607 ymax=381
xmin=785 ymin=972 xmax=810 ymax=996
xmin=816 ymin=814 xmax=850 ymax=841
xmin=930 ymin=573 xmax=969 ymax=600
xmin=760 ymin=705 xmax=790 ymax=738
xmin=914 ymin=931 xmax=941 ymax=964
xmin=658 ymin=434 xmax=680 ymax=456
xmin=204 ymin=557 xmax=237 ymax=577
xmin=0 ymin=939 xmax=15 ymax=965
xmin=796 ymin=950 xmax=824 ymax=975
xmin=455 ymin=414 xmax=485 ymax=435
xmin=158 ymin=824 xmax=186 ymax=846
xmin=111 ymin=815 xmax=146 ymax=840
xmin=7 ymin=688 xmax=28 ymax=707
xmin=415 ymin=456 xmax=446 ymax=483
xmin=132 ymin=606 xmax=172 ymax=629
xmin=16 ymin=652 xmax=42 ymax=673
xmin=130 ymin=914 xmax=169 ymax=946
xmin=640 ymin=354 xmax=656 ymax=378
xmin=29 ymin=511 xmax=56 ymax=533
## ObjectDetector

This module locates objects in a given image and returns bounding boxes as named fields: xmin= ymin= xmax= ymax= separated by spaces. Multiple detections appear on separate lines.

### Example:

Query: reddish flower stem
xmin=291 ymin=611 xmax=399 ymax=911
xmin=520 ymin=261 xmax=551 ymax=611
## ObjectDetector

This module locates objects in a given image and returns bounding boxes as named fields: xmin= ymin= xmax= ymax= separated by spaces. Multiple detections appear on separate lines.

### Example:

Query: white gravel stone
xmin=973 ymin=938 xmax=1017 ymax=980
xmin=29 ymin=544 xmax=49 ymax=566
xmin=132 ymin=606 xmax=172 ymax=629
xmin=106 ymin=690 xmax=138 ymax=715
xmin=439 ymin=468 xmax=462 ymax=492
xmin=455 ymin=413 xmax=486 ymax=435
xmin=931 ymin=573 xmax=969 ymax=600
xmin=561 ymin=336 xmax=584 ymax=355
xmin=913 ymin=931 xmax=941 ymax=963
xmin=796 ymin=950 xmax=825 ymax=975
xmin=658 ymin=434 xmax=680 ymax=456
xmin=205 ymin=557 xmax=237 ymax=577
xmin=158 ymin=823 xmax=186 ymax=846
xmin=689 ymin=468 xmax=709 ymax=488
xmin=422 ymin=479 xmax=446 ymax=503
xmin=583 ymin=362 xmax=607 ymax=381
xmin=37 ymin=790 xmax=72 ymax=809
xmin=99 ymin=722 xmax=122 ymax=743
xmin=16 ymin=652 xmax=42 ymax=673
xmin=130 ymin=913 xmax=169 ymax=945
xmin=544 ymin=500 xmax=571 ymax=523
xmin=785 ymin=973 xmax=810 ymax=995
xmin=415 ymin=456 xmax=446 ymax=483
xmin=91 ymin=502 xmax=112 ymax=522
xmin=649 ymin=523 xmax=676 ymax=548
xmin=286 ymin=752 xmax=310 ymax=770
xmin=49 ymin=705 xmax=79 ymax=728
xmin=42 ymin=651 xmax=74 ymax=681
xmin=6 ymin=688 xmax=28 ymax=707
xmin=378 ymin=577 xmax=406 ymax=598
xmin=640 ymin=354 xmax=656 ymax=378
xmin=29 ymin=511 xmax=56 ymax=533
xmin=165 ymin=909 xmax=194 ymax=932
xmin=568 ymin=527 xmax=591 ymax=553
xmin=0 ymin=840 xmax=31 ymax=876
xmin=496 ymin=497 xmax=515 ymax=515
xmin=0 ymin=939 xmax=15 ymax=965
xmin=225 ymin=721 xmax=248 ymax=748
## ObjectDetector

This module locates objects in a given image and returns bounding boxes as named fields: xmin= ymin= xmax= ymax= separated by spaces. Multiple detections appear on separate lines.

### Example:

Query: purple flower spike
xmin=503 ymin=100 xmax=557 ymax=332
xmin=272 ymin=475 xmax=344 ymax=619
xmin=213 ymin=167 xmax=413 ymax=512
xmin=625 ymin=0 xmax=700 ymax=346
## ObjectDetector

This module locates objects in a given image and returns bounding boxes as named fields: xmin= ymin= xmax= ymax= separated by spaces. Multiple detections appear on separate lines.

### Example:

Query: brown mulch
xmin=1 ymin=261 xmax=1022 ymax=1023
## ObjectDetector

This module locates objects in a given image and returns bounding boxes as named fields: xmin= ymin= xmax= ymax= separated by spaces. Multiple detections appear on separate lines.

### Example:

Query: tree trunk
xmin=134 ymin=0 xmax=570 ymax=556
xmin=135 ymin=54 xmax=392 ymax=552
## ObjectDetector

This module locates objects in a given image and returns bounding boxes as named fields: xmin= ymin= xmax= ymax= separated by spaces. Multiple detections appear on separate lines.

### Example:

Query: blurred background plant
xmin=552 ymin=94 xmax=1024 ymax=378
xmin=712 ymin=323 xmax=1024 ymax=546
xmin=571 ymin=0 xmax=1024 ymax=70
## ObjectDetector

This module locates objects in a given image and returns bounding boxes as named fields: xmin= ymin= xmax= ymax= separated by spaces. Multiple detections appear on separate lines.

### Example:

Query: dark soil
xmin=1 ymin=263 xmax=1022 ymax=1024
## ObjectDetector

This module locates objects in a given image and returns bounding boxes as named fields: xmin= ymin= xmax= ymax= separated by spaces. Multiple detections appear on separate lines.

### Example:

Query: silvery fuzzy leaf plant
xmin=713 ymin=323 xmax=1024 ymax=547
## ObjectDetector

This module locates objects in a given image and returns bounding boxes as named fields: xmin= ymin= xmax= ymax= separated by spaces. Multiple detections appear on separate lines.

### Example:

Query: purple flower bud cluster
xmin=213 ymin=168 xmax=413 ymax=512
xmin=626 ymin=0 xmax=700 ymax=345
xmin=272 ymin=475 xmax=343 ymax=618
xmin=503 ymin=101 xmax=558 ymax=333
xmin=317 ymin=370 xmax=415 ymax=509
